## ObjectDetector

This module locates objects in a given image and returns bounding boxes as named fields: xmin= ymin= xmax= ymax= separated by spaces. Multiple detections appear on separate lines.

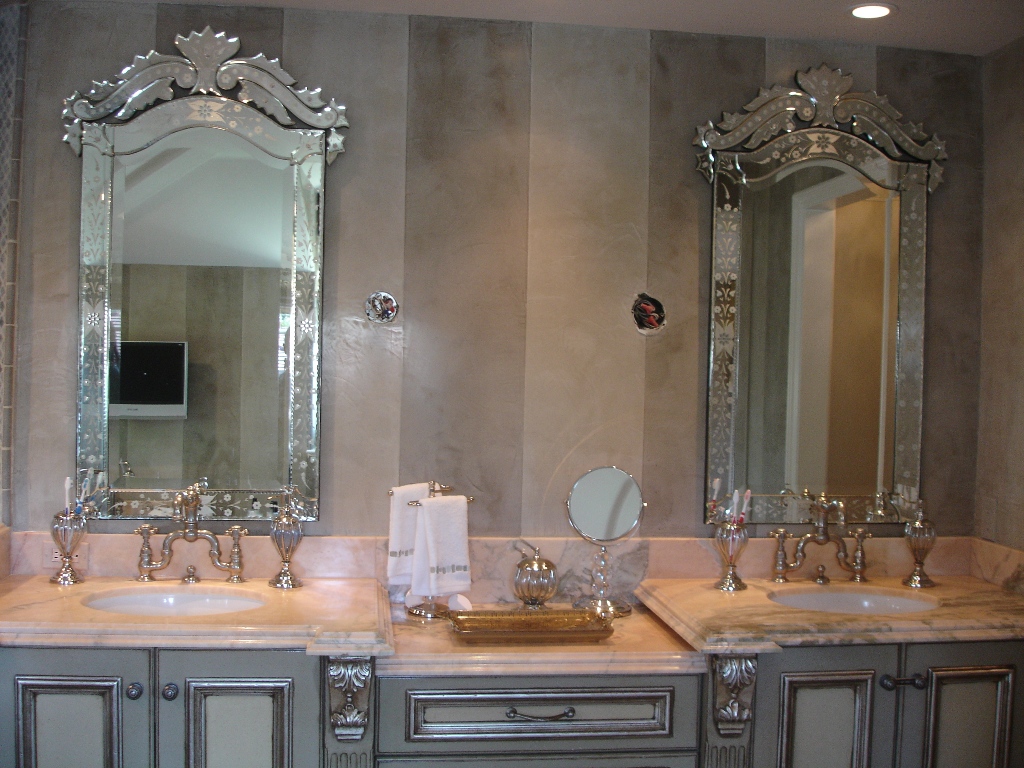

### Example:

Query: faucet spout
xmin=135 ymin=479 xmax=247 ymax=583
xmin=770 ymin=492 xmax=869 ymax=584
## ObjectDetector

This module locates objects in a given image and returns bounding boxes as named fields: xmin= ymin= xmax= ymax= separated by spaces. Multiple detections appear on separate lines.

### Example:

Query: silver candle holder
xmin=50 ymin=510 xmax=87 ymax=585
xmin=269 ymin=489 xmax=304 ymax=589
xmin=714 ymin=519 xmax=748 ymax=592
xmin=903 ymin=501 xmax=936 ymax=588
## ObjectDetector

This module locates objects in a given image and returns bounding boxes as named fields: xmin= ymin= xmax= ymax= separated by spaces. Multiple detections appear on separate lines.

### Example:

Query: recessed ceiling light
xmin=850 ymin=3 xmax=896 ymax=18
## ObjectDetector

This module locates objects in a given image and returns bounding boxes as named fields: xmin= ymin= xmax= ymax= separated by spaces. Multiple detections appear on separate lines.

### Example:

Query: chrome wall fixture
xmin=365 ymin=291 xmax=400 ymax=324
xmin=698 ymin=65 xmax=945 ymax=525
xmin=65 ymin=28 xmax=348 ymax=520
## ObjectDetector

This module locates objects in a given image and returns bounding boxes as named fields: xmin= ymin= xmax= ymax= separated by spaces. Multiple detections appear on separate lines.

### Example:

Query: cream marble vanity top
xmin=637 ymin=576 xmax=1024 ymax=654
xmin=378 ymin=603 xmax=704 ymax=677
xmin=0 ymin=575 xmax=394 ymax=655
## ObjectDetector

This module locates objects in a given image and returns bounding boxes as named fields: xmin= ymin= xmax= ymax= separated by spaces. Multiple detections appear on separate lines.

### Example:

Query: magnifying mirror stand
xmin=574 ymin=545 xmax=632 ymax=618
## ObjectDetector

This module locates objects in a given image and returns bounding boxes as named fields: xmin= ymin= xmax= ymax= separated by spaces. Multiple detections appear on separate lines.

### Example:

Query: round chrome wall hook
xmin=365 ymin=291 xmax=399 ymax=324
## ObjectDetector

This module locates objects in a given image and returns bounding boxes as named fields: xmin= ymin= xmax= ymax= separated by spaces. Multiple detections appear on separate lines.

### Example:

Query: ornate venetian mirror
xmin=697 ymin=66 xmax=945 ymax=525
xmin=65 ymin=28 xmax=347 ymax=519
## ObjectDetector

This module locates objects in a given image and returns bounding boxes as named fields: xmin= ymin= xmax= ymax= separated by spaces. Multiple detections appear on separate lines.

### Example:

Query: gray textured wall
xmin=976 ymin=35 xmax=1024 ymax=548
xmin=13 ymin=1 xmax=987 ymax=539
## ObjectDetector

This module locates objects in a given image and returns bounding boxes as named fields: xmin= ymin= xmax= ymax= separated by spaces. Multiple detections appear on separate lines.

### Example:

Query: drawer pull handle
xmin=162 ymin=683 xmax=179 ymax=701
xmin=505 ymin=706 xmax=575 ymax=722
xmin=125 ymin=683 xmax=144 ymax=700
xmin=879 ymin=674 xmax=926 ymax=691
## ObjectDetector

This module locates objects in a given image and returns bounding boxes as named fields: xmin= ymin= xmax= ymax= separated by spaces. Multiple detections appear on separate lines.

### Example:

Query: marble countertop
xmin=636 ymin=576 xmax=1024 ymax=654
xmin=378 ymin=603 xmax=705 ymax=677
xmin=0 ymin=576 xmax=394 ymax=655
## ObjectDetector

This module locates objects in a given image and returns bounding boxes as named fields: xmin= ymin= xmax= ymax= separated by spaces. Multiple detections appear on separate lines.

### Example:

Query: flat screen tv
xmin=109 ymin=341 xmax=188 ymax=419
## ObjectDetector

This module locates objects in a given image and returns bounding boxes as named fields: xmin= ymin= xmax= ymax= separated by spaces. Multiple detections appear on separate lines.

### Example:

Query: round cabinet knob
xmin=161 ymin=683 xmax=179 ymax=701
xmin=125 ymin=683 xmax=144 ymax=700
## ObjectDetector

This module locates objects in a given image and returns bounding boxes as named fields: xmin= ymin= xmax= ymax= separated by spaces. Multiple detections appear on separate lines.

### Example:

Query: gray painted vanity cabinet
xmin=374 ymin=674 xmax=702 ymax=767
xmin=0 ymin=647 xmax=322 ymax=768
xmin=752 ymin=641 xmax=1024 ymax=768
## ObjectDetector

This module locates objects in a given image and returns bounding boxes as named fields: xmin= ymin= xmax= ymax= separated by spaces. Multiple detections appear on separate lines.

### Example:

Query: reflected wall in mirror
xmin=696 ymin=66 xmax=946 ymax=525
xmin=64 ymin=28 xmax=348 ymax=519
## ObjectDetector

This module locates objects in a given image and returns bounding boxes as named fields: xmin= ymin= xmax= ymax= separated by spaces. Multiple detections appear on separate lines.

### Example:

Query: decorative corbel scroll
xmin=63 ymin=26 xmax=348 ymax=163
xmin=694 ymin=65 xmax=946 ymax=192
xmin=328 ymin=657 xmax=373 ymax=741
xmin=712 ymin=654 xmax=757 ymax=737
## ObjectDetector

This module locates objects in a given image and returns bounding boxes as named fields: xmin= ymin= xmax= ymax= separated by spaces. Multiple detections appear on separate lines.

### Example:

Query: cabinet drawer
xmin=377 ymin=753 xmax=698 ymax=768
xmin=377 ymin=675 xmax=700 ymax=755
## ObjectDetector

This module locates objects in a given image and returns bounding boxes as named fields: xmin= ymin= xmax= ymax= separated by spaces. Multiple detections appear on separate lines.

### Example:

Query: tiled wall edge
xmin=0 ymin=523 xmax=9 ymax=577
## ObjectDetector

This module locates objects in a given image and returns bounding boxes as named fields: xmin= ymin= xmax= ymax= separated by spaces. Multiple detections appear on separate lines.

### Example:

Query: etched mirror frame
xmin=696 ymin=66 xmax=946 ymax=525
xmin=64 ymin=28 xmax=348 ymax=519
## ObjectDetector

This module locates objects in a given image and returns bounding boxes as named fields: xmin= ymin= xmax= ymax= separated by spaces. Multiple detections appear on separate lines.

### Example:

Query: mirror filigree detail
xmin=694 ymin=65 xmax=947 ymax=192
xmin=699 ymin=67 xmax=937 ymax=525
xmin=67 ymin=30 xmax=338 ymax=520
xmin=63 ymin=26 xmax=348 ymax=162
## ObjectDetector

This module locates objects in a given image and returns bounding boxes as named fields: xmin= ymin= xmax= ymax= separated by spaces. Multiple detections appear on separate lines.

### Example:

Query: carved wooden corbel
xmin=712 ymin=654 xmax=757 ymax=737
xmin=328 ymin=657 xmax=373 ymax=741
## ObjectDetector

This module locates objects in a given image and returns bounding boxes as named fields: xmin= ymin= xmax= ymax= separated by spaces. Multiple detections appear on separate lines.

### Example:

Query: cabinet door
xmin=752 ymin=644 xmax=899 ymax=768
xmin=156 ymin=649 xmax=322 ymax=768
xmin=0 ymin=647 xmax=152 ymax=768
xmin=900 ymin=641 xmax=1024 ymax=768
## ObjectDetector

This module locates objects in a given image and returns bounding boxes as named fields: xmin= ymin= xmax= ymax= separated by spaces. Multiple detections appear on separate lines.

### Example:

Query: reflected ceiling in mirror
xmin=696 ymin=66 xmax=946 ymax=525
xmin=64 ymin=28 xmax=348 ymax=519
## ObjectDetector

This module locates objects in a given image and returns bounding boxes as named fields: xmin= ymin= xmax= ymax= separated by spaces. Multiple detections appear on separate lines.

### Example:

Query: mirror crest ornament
xmin=66 ymin=28 xmax=347 ymax=519
xmin=698 ymin=66 xmax=944 ymax=525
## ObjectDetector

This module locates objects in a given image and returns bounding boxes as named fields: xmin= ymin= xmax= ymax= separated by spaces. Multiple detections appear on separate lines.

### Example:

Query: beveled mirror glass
xmin=697 ymin=66 xmax=946 ymax=525
xmin=64 ymin=28 xmax=348 ymax=519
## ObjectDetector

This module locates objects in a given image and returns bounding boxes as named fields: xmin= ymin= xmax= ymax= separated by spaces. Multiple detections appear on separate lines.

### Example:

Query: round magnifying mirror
xmin=566 ymin=467 xmax=644 ymax=617
xmin=568 ymin=467 xmax=644 ymax=542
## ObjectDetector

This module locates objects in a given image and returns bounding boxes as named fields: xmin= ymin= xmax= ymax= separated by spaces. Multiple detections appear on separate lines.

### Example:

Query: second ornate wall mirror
xmin=697 ymin=66 xmax=945 ymax=525
xmin=65 ymin=28 xmax=348 ymax=519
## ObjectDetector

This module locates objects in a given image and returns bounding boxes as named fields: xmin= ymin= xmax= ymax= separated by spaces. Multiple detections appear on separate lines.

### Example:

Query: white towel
xmin=410 ymin=494 xmax=471 ymax=597
xmin=387 ymin=482 xmax=431 ymax=586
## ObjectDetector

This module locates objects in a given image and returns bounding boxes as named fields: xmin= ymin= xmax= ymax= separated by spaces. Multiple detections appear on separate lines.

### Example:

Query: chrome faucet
xmin=134 ymin=479 xmax=248 ymax=583
xmin=769 ymin=491 xmax=871 ymax=584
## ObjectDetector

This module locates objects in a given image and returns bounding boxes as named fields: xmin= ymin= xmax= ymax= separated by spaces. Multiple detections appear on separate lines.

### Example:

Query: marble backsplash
xmin=9 ymin=530 xmax=1022 ymax=606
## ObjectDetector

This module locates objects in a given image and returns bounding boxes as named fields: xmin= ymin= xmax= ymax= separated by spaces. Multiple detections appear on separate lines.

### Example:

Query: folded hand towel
xmin=387 ymin=482 xmax=431 ymax=586
xmin=410 ymin=494 xmax=471 ymax=597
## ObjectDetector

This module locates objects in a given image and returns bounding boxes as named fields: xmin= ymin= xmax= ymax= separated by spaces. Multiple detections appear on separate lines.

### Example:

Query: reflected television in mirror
xmin=109 ymin=341 xmax=188 ymax=420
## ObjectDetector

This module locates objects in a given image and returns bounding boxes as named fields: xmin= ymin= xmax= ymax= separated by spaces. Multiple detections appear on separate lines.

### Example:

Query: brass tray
xmin=449 ymin=608 xmax=614 ymax=644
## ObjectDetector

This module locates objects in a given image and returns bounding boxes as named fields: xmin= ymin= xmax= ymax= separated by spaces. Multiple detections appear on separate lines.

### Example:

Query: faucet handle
xmin=850 ymin=527 xmax=872 ymax=543
xmin=172 ymin=492 xmax=185 ymax=522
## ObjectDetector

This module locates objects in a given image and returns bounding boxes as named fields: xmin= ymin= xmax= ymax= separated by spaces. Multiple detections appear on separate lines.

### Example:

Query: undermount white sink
xmin=84 ymin=586 xmax=266 ymax=617
xmin=768 ymin=587 xmax=939 ymax=615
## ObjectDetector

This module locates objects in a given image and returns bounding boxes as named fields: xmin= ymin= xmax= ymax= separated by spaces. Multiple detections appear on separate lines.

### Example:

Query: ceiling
xmin=159 ymin=0 xmax=1022 ymax=56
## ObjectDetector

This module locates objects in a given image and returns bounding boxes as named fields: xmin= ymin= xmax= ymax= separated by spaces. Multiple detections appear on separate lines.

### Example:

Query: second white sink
xmin=84 ymin=586 xmax=265 ymax=617
xmin=768 ymin=587 xmax=938 ymax=615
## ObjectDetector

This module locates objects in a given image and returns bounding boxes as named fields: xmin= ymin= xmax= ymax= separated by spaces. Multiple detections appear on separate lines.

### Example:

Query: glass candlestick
xmin=714 ymin=520 xmax=748 ymax=591
xmin=50 ymin=510 xmax=87 ymax=585
xmin=903 ymin=502 xmax=936 ymax=588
